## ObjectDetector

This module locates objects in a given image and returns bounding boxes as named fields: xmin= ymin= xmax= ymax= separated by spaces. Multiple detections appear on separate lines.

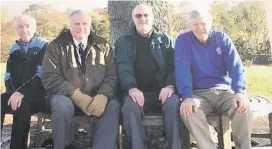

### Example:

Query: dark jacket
xmin=114 ymin=26 xmax=175 ymax=92
xmin=42 ymin=30 xmax=117 ymax=100
xmin=4 ymin=35 xmax=48 ymax=102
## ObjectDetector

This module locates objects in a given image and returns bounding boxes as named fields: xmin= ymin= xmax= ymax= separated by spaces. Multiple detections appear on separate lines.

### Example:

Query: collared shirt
xmin=73 ymin=37 xmax=88 ymax=64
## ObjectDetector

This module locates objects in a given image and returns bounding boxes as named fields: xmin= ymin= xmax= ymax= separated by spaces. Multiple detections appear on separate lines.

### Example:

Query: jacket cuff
xmin=96 ymin=90 xmax=111 ymax=99
xmin=67 ymin=86 xmax=77 ymax=97
xmin=180 ymin=93 xmax=193 ymax=100
xmin=126 ymin=84 xmax=137 ymax=92
xmin=234 ymin=88 xmax=246 ymax=94
xmin=5 ymin=79 xmax=14 ymax=93
xmin=17 ymin=87 xmax=26 ymax=95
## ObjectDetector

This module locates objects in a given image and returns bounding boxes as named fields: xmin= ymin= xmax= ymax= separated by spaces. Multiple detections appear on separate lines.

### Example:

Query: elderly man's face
xmin=132 ymin=6 xmax=153 ymax=36
xmin=69 ymin=13 xmax=91 ymax=41
xmin=190 ymin=16 xmax=212 ymax=43
xmin=16 ymin=18 xmax=36 ymax=42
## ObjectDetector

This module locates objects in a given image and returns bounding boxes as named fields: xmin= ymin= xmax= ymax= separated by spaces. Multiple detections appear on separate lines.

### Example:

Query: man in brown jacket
xmin=41 ymin=10 xmax=120 ymax=149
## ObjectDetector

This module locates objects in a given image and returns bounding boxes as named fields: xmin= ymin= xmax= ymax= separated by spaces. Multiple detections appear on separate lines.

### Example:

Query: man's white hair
xmin=131 ymin=4 xmax=153 ymax=17
xmin=14 ymin=14 xmax=36 ymax=27
xmin=67 ymin=9 xmax=91 ymax=26
xmin=189 ymin=6 xmax=212 ymax=21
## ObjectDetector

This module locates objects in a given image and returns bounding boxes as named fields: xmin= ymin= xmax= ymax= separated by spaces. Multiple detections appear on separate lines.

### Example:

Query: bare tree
xmin=108 ymin=0 xmax=169 ymax=45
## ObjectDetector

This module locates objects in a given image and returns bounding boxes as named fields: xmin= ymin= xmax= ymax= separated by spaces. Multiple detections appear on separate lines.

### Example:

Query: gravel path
xmin=1 ymin=114 xmax=271 ymax=149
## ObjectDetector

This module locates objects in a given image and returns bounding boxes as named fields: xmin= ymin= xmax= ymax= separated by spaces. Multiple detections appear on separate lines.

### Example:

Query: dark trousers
xmin=1 ymin=92 xmax=46 ymax=149
xmin=121 ymin=93 xmax=181 ymax=149
xmin=50 ymin=95 xmax=121 ymax=149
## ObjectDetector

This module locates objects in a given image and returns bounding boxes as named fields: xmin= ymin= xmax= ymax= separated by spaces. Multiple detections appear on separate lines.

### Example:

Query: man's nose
xmin=199 ymin=24 xmax=205 ymax=30
xmin=22 ymin=27 xmax=28 ymax=32
xmin=139 ymin=17 xmax=146 ymax=23
xmin=78 ymin=24 xmax=84 ymax=29
xmin=195 ymin=25 xmax=203 ymax=31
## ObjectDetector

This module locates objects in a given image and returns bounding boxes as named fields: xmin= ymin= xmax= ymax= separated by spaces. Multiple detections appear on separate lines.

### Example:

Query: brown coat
xmin=42 ymin=30 xmax=117 ymax=100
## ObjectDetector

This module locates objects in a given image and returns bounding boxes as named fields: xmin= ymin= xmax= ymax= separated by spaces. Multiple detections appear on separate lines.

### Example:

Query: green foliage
xmin=1 ymin=6 xmax=17 ymax=62
xmin=168 ymin=1 xmax=271 ymax=61
xmin=91 ymin=8 xmax=110 ymax=40
xmin=1 ymin=1 xmax=271 ymax=63
xmin=168 ymin=2 xmax=195 ymax=38
xmin=211 ymin=2 xmax=271 ymax=61
xmin=23 ymin=4 xmax=68 ymax=39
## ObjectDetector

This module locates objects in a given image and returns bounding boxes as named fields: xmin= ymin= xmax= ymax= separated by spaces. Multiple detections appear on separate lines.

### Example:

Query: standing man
xmin=42 ymin=10 xmax=120 ymax=149
xmin=115 ymin=4 xmax=181 ymax=149
xmin=175 ymin=8 xmax=252 ymax=149
xmin=1 ymin=14 xmax=48 ymax=149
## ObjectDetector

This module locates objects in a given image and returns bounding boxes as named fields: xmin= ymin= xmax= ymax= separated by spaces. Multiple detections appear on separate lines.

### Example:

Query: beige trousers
xmin=181 ymin=88 xmax=253 ymax=149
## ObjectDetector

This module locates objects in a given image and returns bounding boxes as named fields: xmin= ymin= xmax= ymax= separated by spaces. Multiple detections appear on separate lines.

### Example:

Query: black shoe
xmin=41 ymin=138 xmax=54 ymax=149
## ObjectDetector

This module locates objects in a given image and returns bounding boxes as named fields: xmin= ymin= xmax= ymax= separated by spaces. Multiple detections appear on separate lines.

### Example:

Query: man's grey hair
xmin=131 ymin=4 xmax=153 ymax=17
xmin=189 ymin=8 xmax=212 ymax=21
xmin=68 ymin=10 xmax=91 ymax=26
xmin=14 ymin=14 xmax=36 ymax=26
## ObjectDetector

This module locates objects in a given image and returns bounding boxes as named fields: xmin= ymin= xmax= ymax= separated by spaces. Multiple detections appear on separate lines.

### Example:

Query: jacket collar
xmin=125 ymin=26 xmax=163 ymax=45
xmin=16 ymin=34 xmax=37 ymax=46
xmin=56 ymin=29 xmax=107 ymax=49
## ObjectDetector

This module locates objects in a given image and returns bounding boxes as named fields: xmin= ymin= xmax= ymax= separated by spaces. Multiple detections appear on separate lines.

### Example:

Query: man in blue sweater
xmin=175 ymin=8 xmax=252 ymax=149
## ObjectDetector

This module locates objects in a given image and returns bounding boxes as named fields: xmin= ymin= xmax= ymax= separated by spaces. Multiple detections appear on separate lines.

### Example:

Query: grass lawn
xmin=0 ymin=63 xmax=271 ymax=100
xmin=246 ymin=65 xmax=272 ymax=101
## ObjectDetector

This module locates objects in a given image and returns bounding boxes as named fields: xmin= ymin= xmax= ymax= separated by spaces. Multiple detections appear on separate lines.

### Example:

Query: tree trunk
xmin=264 ymin=0 xmax=272 ymax=54
xmin=108 ymin=1 xmax=170 ymax=149
xmin=108 ymin=0 xmax=169 ymax=45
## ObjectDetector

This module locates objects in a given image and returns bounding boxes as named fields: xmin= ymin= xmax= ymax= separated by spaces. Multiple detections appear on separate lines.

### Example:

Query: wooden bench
xmin=250 ymin=95 xmax=272 ymax=144
xmin=32 ymin=114 xmax=235 ymax=149
xmin=214 ymin=95 xmax=272 ymax=149
xmin=32 ymin=113 xmax=272 ymax=149
xmin=31 ymin=95 xmax=272 ymax=149
xmin=109 ymin=114 xmax=243 ymax=149
xmin=31 ymin=113 xmax=91 ymax=147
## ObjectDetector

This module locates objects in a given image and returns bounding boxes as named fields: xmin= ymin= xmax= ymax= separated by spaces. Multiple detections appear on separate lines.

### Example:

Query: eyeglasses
xmin=134 ymin=13 xmax=149 ymax=19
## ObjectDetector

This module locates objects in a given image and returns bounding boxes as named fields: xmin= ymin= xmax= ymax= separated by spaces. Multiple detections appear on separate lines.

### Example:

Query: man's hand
xmin=234 ymin=93 xmax=250 ymax=114
xmin=87 ymin=94 xmax=108 ymax=117
xmin=8 ymin=92 xmax=24 ymax=111
xmin=129 ymin=88 xmax=144 ymax=106
xmin=159 ymin=85 xmax=174 ymax=104
xmin=180 ymin=98 xmax=195 ymax=118
xmin=71 ymin=89 xmax=94 ymax=115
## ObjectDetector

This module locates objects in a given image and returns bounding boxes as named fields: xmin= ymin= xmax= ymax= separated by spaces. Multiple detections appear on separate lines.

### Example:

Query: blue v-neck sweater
xmin=175 ymin=30 xmax=246 ymax=99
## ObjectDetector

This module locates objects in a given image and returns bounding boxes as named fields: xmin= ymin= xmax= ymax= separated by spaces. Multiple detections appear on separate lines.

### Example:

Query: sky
xmin=1 ymin=0 xmax=217 ymax=17
xmin=1 ymin=0 xmax=108 ymax=16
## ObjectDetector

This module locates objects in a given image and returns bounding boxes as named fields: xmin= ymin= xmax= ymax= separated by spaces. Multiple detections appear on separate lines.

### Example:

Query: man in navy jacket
xmin=1 ymin=14 xmax=48 ymax=149
xmin=115 ymin=4 xmax=181 ymax=149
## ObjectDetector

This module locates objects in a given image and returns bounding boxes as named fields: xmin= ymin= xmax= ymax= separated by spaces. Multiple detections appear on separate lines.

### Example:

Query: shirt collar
xmin=73 ymin=37 xmax=88 ymax=49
